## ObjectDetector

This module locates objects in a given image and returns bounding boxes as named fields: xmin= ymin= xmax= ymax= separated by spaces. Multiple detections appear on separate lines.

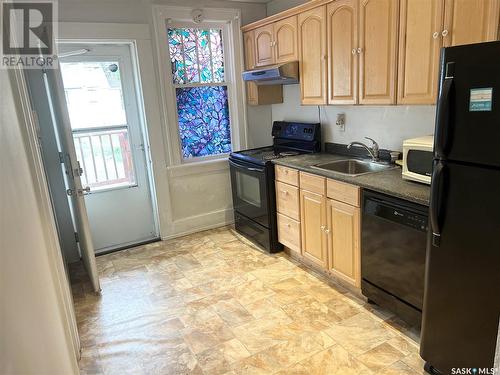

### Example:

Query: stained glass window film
xmin=167 ymin=26 xmax=231 ymax=160
xmin=176 ymin=86 xmax=231 ymax=159
xmin=167 ymin=28 xmax=225 ymax=84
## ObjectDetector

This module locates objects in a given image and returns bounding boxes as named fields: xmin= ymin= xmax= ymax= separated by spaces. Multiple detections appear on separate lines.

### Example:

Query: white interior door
xmin=43 ymin=68 xmax=101 ymax=293
xmin=58 ymin=43 xmax=159 ymax=253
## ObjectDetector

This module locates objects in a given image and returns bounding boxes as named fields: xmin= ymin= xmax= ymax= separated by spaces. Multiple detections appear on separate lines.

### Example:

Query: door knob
xmin=441 ymin=30 xmax=449 ymax=37
xmin=320 ymin=225 xmax=326 ymax=231
xmin=352 ymin=48 xmax=357 ymax=55
xmin=357 ymin=47 xmax=363 ymax=54
xmin=324 ymin=228 xmax=330 ymax=235
xmin=432 ymin=31 xmax=439 ymax=39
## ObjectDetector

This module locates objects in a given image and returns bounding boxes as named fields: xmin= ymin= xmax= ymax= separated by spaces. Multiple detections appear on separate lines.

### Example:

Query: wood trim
xmin=241 ymin=0 xmax=334 ymax=32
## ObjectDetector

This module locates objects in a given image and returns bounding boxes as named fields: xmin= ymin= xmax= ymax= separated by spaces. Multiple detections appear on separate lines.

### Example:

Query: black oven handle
xmin=229 ymin=159 xmax=265 ymax=173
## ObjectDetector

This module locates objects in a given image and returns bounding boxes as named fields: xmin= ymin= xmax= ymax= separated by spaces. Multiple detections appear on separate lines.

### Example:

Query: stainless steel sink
xmin=311 ymin=159 xmax=396 ymax=176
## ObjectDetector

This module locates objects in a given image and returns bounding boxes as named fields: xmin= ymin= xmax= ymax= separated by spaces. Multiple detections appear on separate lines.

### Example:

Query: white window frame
xmin=153 ymin=6 xmax=248 ymax=166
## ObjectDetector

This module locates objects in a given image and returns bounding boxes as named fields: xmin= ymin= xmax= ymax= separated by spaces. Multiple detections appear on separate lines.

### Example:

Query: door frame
xmin=58 ymin=22 xmax=170 ymax=241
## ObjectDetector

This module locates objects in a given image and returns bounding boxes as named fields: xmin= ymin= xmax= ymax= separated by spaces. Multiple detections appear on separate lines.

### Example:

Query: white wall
xmin=269 ymin=85 xmax=436 ymax=151
xmin=0 ymin=70 xmax=78 ymax=374
xmin=266 ymin=0 xmax=308 ymax=16
xmin=57 ymin=0 xmax=268 ymax=238
xmin=58 ymin=0 xmax=267 ymax=26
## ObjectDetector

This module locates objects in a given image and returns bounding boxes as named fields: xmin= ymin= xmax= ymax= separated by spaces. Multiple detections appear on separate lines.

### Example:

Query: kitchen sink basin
xmin=311 ymin=159 xmax=396 ymax=176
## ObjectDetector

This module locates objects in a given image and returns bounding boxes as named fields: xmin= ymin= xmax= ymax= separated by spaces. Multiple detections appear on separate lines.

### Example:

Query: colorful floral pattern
xmin=168 ymin=28 xmax=225 ymax=84
xmin=176 ymin=86 xmax=231 ymax=159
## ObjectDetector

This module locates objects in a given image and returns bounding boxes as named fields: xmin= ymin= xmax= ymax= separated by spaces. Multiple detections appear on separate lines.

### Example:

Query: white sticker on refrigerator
xmin=469 ymin=88 xmax=493 ymax=112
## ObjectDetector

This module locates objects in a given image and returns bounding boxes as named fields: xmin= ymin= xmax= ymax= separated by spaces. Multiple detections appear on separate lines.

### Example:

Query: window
xmin=60 ymin=61 xmax=136 ymax=191
xmin=167 ymin=27 xmax=232 ymax=159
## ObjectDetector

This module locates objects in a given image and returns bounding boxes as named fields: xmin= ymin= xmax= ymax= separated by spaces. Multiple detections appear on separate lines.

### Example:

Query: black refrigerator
xmin=420 ymin=41 xmax=500 ymax=374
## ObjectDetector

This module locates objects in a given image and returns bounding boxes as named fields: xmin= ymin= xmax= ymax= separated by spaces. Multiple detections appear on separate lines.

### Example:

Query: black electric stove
xmin=229 ymin=121 xmax=321 ymax=252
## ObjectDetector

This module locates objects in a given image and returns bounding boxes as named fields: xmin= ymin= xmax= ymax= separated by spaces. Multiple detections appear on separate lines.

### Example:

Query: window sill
xmin=167 ymin=157 xmax=229 ymax=178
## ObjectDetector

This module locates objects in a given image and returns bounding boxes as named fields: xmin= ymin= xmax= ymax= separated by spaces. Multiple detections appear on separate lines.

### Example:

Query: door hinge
xmin=74 ymin=161 xmax=84 ymax=177
xmin=58 ymin=152 xmax=65 ymax=164
xmin=74 ymin=232 xmax=79 ymax=243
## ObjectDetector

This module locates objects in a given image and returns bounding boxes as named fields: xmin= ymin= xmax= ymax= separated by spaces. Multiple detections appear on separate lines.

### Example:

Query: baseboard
xmin=161 ymin=208 xmax=235 ymax=240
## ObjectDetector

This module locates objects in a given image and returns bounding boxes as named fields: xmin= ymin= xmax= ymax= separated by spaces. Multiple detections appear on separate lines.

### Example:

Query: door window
xmin=60 ymin=61 xmax=136 ymax=191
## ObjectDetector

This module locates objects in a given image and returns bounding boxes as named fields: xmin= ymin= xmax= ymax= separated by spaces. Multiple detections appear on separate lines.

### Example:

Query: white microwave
xmin=402 ymin=136 xmax=434 ymax=185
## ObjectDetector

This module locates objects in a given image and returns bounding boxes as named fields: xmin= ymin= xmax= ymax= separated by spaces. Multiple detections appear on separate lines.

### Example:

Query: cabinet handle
xmin=352 ymin=48 xmax=357 ymax=55
xmin=281 ymin=190 xmax=289 ymax=195
xmin=432 ymin=31 xmax=439 ymax=39
xmin=357 ymin=47 xmax=363 ymax=54
xmin=441 ymin=29 xmax=449 ymax=37
xmin=324 ymin=228 xmax=330 ymax=235
xmin=320 ymin=225 xmax=326 ymax=231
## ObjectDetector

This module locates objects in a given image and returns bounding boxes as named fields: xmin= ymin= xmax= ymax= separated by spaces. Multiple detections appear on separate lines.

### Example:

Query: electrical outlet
xmin=336 ymin=113 xmax=346 ymax=132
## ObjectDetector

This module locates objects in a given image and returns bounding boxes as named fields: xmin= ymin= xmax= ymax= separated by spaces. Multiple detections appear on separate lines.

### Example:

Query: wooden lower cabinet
xmin=326 ymin=198 xmax=361 ymax=287
xmin=277 ymin=213 xmax=301 ymax=252
xmin=300 ymin=190 xmax=328 ymax=268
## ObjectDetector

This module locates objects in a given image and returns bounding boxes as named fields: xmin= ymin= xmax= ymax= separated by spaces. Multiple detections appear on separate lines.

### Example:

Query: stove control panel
xmin=272 ymin=121 xmax=320 ymax=142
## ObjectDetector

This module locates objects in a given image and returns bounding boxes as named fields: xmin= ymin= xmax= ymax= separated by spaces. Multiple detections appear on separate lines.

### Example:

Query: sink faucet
xmin=347 ymin=137 xmax=380 ymax=162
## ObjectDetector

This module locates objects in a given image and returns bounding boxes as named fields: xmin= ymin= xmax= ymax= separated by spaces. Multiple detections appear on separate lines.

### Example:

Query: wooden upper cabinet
xmin=327 ymin=0 xmax=359 ymax=105
xmin=397 ymin=0 xmax=444 ymax=104
xmin=300 ymin=190 xmax=328 ymax=268
xmin=274 ymin=16 xmax=299 ymax=63
xmin=298 ymin=5 xmax=328 ymax=105
xmin=254 ymin=24 xmax=275 ymax=67
xmin=443 ymin=0 xmax=500 ymax=47
xmin=243 ymin=31 xmax=256 ymax=70
xmin=327 ymin=199 xmax=361 ymax=287
xmin=359 ymin=0 xmax=399 ymax=105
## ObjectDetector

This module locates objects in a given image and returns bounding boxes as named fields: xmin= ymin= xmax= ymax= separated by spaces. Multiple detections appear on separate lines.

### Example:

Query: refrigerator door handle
xmin=435 ymin=75 xmax=453 ymax=159
xmin=429 ymin=160 xmax=445 ymax=247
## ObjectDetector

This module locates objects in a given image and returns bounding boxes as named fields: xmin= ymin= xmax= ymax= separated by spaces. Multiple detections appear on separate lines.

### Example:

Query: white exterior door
xmin=58 ymin=43 xmax=159 ymax=253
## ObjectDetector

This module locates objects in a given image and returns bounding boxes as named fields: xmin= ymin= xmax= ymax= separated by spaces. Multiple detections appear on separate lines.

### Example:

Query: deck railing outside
xmin=73 ymin=126 xmax=135 ymax=191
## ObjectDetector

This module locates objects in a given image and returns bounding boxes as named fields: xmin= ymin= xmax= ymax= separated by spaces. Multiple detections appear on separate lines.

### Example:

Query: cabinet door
xmin=244 ymin=31 xmax=258 ymax=105
xmin=274 ymin=16 xmax=298 ymax=63
xmin=359 ymin=0 xmax=399 ymax=104
xmin=327 ymin=0 xmax=358 ymax=105
xmin=300 ymin=190 xmax=327 ymax=268
xmin=443 ymin=0 xmax=500 ymax=47
xmin=254 ymin=24 xmax=275 ymax=67
xmin=298 ymin=6 xmax=328 ymax=105
xmin=327 ymin=199 xmax=360 ymax=287
xmin=397 ymin=0 xmax=444 ymax=104
xmin=244 ymin=31 xmax=256 ymax=70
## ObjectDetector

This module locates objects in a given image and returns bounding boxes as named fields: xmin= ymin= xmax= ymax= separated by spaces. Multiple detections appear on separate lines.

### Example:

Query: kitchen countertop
xmin=273 ymin=153 xmax=430 ymax=206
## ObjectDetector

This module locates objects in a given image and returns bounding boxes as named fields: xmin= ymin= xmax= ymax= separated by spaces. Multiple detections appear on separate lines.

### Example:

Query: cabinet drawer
xmin=275 ymin=165 xmax=299 ymax=186
xmin=327 ymin=179 xmax=360 ymax=207
xmin=276 ymin=181 xmax=300 ymax=220
xmin=277 ymin=213 xmax=301 ymax=252
xmin=300 ymin=172 xmax=326 ymax=195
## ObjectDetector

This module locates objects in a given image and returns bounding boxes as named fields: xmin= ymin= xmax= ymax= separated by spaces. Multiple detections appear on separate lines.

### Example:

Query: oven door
xmin=229 ymin=159 xmax=269 ymax=228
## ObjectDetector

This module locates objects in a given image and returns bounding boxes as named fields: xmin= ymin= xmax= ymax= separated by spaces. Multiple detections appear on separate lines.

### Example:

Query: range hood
xmin=242 ymin=61 xmax=299 ymax=85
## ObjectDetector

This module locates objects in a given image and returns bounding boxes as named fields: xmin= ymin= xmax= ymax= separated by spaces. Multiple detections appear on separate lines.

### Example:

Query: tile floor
xmin=71 ymin=226 xmax=425 ymax=375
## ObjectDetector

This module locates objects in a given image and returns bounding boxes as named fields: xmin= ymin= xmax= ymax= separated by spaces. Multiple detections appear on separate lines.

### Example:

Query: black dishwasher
xmin=361 ymin=190 xmax=428 ymax=327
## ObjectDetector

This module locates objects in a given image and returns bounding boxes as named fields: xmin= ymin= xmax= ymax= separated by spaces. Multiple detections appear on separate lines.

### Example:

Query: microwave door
xmin=229 ymin=160 xmax=269 ymax=227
